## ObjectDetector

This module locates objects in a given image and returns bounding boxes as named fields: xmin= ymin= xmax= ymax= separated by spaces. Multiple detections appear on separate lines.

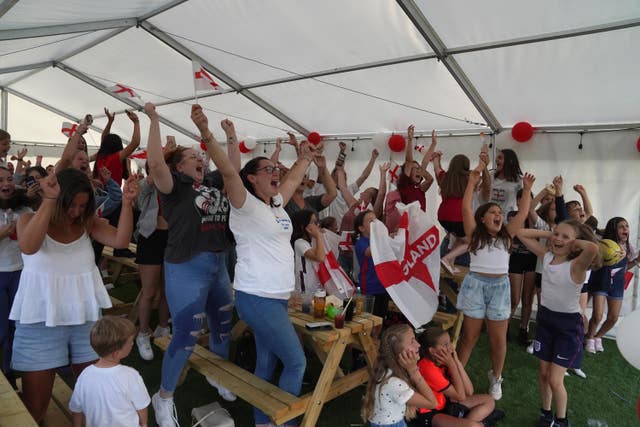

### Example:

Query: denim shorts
xmin=370 ymin=420 xmax=407 ymax=427
xmin=12 ymin=321 xmax=97 ymax=371
xmin=456 ymin=272 xmax=511 ymax=320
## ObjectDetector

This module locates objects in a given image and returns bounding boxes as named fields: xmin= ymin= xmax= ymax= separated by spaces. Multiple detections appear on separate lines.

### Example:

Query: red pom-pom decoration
xmin=308 ymin=131 xmax=322 ymax=145
xmin=387 ymin=134 xmax=406 ymax=152
xmin=511 ymin=121 xmax=534 ymax=143
xmin=239 ymin=141 xmax=252 ymax=154
xmin=200 ymin=141 xmax=207 ymax=151
xmin=636 ymin=136 xmax=640 ymax=153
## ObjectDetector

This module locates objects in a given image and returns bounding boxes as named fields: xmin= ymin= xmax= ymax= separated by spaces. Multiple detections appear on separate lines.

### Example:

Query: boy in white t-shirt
xmin=70 ymin=316 xmax=150 ymax=427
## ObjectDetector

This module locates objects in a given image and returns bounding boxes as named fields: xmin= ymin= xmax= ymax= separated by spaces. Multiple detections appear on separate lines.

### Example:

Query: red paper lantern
xmin=239 ymin=141 xmax=252 ymax=154
xmin=308 ymin=131 xmax=322 ymax=145
xmin=636 ymin=136 xmax=640 ymax=152
xmin=512 ymin=121 xmax=534 ymax=143
xmin=388 ymin=134 xmax=406 ymax=152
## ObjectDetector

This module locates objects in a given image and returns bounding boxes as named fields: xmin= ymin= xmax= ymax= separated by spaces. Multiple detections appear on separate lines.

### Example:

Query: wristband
xmin=227 ymin=136 xmax=236 ymax=144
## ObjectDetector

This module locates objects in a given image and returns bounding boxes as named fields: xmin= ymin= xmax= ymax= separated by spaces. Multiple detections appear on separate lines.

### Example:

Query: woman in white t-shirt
xmin=488 ymin=149 xmax=523 ymax=214
xmin=291 ymin=209 xmax=326 ymax=295
xmin=190 ymin=104 xmax=317 ymax=427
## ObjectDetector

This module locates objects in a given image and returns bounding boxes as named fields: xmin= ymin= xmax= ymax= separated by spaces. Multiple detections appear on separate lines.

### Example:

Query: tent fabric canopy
xmin=1 ymin=0 xmax=640 ymax=146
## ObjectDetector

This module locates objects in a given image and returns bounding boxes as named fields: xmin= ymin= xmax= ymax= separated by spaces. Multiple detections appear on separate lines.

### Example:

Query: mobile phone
xmin=305 ymin=321 xmax=333 ymax=331
xmin=80 ymin=114 xmax=93 ymax=126
xmin=25 ymin=176 xmax=37 ymax=188
xmin=166 ymin=135 xmax=176 ymax=145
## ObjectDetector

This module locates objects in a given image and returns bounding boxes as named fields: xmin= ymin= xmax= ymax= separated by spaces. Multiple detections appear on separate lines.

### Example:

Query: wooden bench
xmin=0 ymin=371 xmax=37 ymax=427
xmin=11 ymin=374 xmax=73 ymax=427
xmin=156 ymin=311 xmax=382 ymax=426
xmin=101 ymin=244 xmax=141 ymax=323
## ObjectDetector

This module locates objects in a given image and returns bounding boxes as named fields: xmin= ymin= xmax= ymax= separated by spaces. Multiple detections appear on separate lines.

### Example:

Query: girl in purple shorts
xmin=517 ymin=220 xmax=599 ymax=427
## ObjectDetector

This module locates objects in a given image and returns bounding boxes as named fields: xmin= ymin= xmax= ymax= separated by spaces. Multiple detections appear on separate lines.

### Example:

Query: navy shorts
xmin=532 ymin=306 xmax=583 ymax=368
xmin=135 ymin=229 xmax=168 ymax=265
xmin=509 ymin=252 xmax=537 ymax=274
xmin=439 ymin=220 xmax=465 ymax=238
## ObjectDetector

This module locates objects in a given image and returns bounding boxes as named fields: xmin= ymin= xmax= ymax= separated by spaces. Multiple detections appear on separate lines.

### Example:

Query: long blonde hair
xmin=361 ymin=323 xmax=417 ymax=422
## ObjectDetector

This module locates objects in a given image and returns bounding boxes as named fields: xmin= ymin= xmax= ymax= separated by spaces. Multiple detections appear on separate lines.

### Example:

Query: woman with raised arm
xmin=10 ymin=169 xmax=138 ymax=424
xmin=190 ymin=103 xmax=316 ymax=427
xmin=143 ymin=103 xmax=240 ymax=427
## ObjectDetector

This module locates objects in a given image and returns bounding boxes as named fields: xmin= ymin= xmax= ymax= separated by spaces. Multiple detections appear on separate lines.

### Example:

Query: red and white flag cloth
xmin=415 ymin=145 xmax=425 ymax=153
xmin=388 ymin=161 xmax=400 ymax=187
xmin=108 ymin=83 xmax=140 ymax=99
xmin=192 ymin=61 xmax=221 ymax=92
xmin=338 ymin=231 xmax=354 ymax=252
xmin=129 ymin=150 xmax=147 ymax=160
xmin=354 ymin=201 xmax=373 ymax=216
xmin=315 ymin=231 xmax=355 ymax=300
xmin=61 ymin=122 xmax=78 ymax=138
xmin=370 ymin=201 xmax=441 ymax=328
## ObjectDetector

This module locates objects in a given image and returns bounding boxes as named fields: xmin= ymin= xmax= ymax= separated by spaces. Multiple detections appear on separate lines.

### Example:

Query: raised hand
xmin=286 ymin=132 xmax=298 ymax=147
xmin=314 ymin=155 xmax=327 ymax=169
xmin=76 ymin=122 xmax=88 ymax=136
xmin=407 ymin=124 xmax=415 ymax=141
xmin=523 ymin=172 xmax=536 ymax=189
xmin=125 ymin=110 xmax=139 ymax=123
xmin=220 ymin=119 xmax=235 ymax=136
xmin=371 ymin=148 xmax=379 ymax=160
xmin=99 ymin=166 xmax=112 ymax=182
xmin=339 ymin=141 xmax=347 ymax=152
xmin=40 ymin=174 xmax=60 ymax=200
xmin=431 ymin=129 xmax=437 ymax=144
xmin=26 ymin=181 xmax=40 ymax=198
xmin=397 ymin=348 xmax=420 ymax=372
xmin=122 ymin=175 xmax=140 ymax=204
xmin=143 ymin=102 xmax=157 ymax=119
xmin=379 ymin=161 xmax=390 ymax=174
xmin=573 ymin=184 xmax=586 ymax=194
xmin=305 ymin=222 xmax=322 ymax=238
xmin=552 ymin=175 xmax=563 ymax=195
xmin=190 ymin=104 xmax=209 ymax=134
xmin=104 ymin=107 xmax=115 ymax=122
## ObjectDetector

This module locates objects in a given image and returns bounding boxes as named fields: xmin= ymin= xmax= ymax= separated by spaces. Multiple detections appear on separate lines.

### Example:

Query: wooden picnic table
xmin=156 ymin=309 xmax=382 ymax=427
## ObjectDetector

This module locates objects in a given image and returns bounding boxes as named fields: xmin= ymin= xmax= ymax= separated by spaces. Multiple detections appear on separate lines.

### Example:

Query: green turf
xmin=105 ymin=279 xmax=639 ymax=426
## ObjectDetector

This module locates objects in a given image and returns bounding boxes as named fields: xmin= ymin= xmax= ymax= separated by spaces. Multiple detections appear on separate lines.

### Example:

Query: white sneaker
xmin=585 ymin=338 xmax=596 ymax=354
xmin=594 ymin=337 xmax=604 ymax=352
xmin=572 ymin=368 xmax=587 ymax=379
xmin=526 ymin=342 xmax=535 ymax=354
xmin=487 ymin=370 xmax=503 ymax=400
xmin=136 ymin=332 xmax=154 ymax=361
xmin=206 ymin=377 xmax=237 ymax=401
xmin=152 ymin=392 xmax=179 ymax=427
xmin=153 ymin=325 xmax=171 ymax=338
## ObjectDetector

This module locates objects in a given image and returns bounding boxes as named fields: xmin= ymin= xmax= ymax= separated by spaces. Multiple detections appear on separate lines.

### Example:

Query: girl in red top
xmin=416 ymin=327 xmax=501 ymax=427
xmin=399 ymin=126 xmax=437 ymax=211
xmin=92 ymin=108 xmax=141 ymax=186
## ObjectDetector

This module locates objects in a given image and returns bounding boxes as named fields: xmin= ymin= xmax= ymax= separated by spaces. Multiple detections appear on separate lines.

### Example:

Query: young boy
xmin=69 ymin=316 xmax=150 ymax=427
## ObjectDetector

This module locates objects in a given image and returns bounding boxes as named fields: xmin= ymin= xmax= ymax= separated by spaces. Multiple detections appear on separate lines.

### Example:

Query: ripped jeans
xmin=161 ymin=251 xmax=233 ymax=393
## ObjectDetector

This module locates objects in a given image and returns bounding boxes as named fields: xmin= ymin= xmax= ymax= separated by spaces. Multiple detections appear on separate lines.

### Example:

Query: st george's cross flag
xmin=387 ymin=161 xmax=401 ymax=187
xmin=108 ymin=83 xmax=140 ymax=99
xmin=369 ymin=201 xmax=440 ymax=328
xmin=192 ymin=61 xmax=221 ymax=92
xmin=315 ymin=231 xmax=355 ymax=300
xmin=61 ymin=122 xmax=78 ymax=138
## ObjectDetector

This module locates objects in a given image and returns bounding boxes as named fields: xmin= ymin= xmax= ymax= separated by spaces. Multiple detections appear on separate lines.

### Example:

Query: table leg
xmin=300 ymin=335 xmax=347 ymax=427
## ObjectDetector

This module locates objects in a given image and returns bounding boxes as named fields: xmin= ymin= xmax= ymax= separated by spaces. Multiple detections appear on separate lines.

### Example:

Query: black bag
xmin=234 ymin=330 xmax=256 ymax=373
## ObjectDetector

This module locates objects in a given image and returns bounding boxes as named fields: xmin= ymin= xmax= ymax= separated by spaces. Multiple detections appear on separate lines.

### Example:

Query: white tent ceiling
xmin=1 ymin=0 xmax=640 ymax=148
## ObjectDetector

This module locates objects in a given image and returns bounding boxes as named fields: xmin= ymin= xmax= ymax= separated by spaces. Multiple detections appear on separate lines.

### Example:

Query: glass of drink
xmin=313 ymin=290 xmax=326 ymax=319
xmin=334 ymin=309 xmax=345 ymax=329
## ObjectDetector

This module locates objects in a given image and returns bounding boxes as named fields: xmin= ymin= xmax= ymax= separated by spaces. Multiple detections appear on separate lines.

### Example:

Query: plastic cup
xmin=342 ymin=299 xmax=355 ymax=321
xmin=301 ymin=293 xmax=312 ymax=314
xmin=334 ymin=310 xmax=345 ymax=329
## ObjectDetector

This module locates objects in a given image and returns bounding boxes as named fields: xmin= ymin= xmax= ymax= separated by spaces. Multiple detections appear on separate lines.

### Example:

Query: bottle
xmin=354 ymin=289 xmax=364 ymax=316
xmin=80 ymin=114 xmax=93 ymax=126
xmin=480 ymin=131 xmax=489 ymax=154
xmin=313 ymin=289 xmax=326 ymax=319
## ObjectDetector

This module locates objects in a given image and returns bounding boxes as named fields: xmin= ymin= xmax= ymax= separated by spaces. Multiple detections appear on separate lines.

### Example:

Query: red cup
xmin=334 ymin=311 xmax=345 ymax=329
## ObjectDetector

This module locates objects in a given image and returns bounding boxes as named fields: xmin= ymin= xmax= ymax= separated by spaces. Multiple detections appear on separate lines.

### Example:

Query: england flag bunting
xmin=108 ymin=84 xmax=140 ymax=99
xmin=314 ymin=231 xmax=355 ymax=300
xmin=388 ymin=161 xmax=400 ymax=187
xmin=369 ymin=201 xmax=440 ymax=328
xmin=61 ymin=122 xmax=78 ymax=138
xmin=192 ymin=61 xmax=221 ymax=92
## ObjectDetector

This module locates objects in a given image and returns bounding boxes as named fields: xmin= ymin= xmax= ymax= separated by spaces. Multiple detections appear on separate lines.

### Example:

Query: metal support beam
xmin=396 ymin=0 xmax=501 ymax=132
xmin=0 ymin=0 xmax=19 ymax=19
xmin=140 ymin=21 xmax=309 ymax=135
xmin=1 ymin=89 xmax=7 ymax=129
xmin=0 ymin=61 xmax=53 ymax=75
xmin=55 ymin=62 xmax=200 ymax=140
xmin=139 ymin=0 xmax=189 ymax=21
xmin=448 ymin=17 xmax=640 ymax=55
xmin=528 ymin=122 xmax=640 ymax=133
xmin=1 ymin=86 xmax=106 ymax=136
xmin=0 ymin=18 xmax=137 ymax=41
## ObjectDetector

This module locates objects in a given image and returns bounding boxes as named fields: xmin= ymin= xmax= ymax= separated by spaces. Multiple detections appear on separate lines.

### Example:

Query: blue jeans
xmin=370 ymin=420 xmax=407 ymax=427
xmin=0 ymin=271 xmax=21 ymax=374
xmin=161 ymin=251 xmax=233 ymax=392
xmin=235 ymin=291 xmax=306 ymax=424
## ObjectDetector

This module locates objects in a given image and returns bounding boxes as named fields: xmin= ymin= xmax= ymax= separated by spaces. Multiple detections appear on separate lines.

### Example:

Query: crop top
xmin=469 ymin=238 xmax=509 ymax=274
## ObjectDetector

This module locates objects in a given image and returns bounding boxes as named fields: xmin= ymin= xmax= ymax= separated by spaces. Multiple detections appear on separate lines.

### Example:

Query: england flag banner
xmin=370 ymin=201 xmax=440 ymax=328
xmin=108 ymin=83 xmax=140 ymax=99
xmin=315 ymin=231 xmax=355 ymax=300
xmin=193 ymin=61 xmax=221 ymax=92
xmin=61 ymin=122 xmax=78 ymax=138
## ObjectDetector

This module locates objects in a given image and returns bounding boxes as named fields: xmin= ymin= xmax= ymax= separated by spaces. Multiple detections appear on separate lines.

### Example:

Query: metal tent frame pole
xmin=396 ymin=0 xmax=501 ymax=132
xmin=0 ymin=0 xmax=19 ymax=19
xmin=140 ymin=21 xmax=309 ymax=135
xmin=0 ymin=89 xmax=7 ymax=130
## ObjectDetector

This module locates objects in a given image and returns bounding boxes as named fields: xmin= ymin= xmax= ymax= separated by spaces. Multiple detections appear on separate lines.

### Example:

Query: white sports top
xmin=10 ymin=232 xmax=112 ymax=326
xmin=540 ymin=252 xmax=582 ymax=313
xmin=470 ymin=238 xmax=510 ymax=274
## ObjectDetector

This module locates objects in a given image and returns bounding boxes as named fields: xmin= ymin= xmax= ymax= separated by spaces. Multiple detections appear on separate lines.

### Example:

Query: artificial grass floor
xmin=99 ymin=281 xmax=640 ymax=427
